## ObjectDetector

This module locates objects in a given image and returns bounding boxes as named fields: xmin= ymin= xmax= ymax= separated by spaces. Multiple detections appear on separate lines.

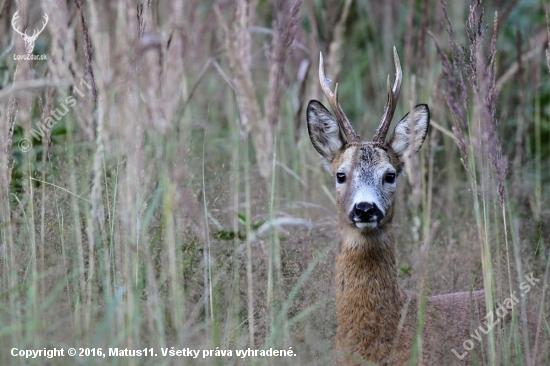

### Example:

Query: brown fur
xmin=307 ymin=95 xmax=548 ymax=365
xmin=329 ymin=145 xmax=487 ymax=365
xmin=334 ymin=224 xmax=487 ymax=365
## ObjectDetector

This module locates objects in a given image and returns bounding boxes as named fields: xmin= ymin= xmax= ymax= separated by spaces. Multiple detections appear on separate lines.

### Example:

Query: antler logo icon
xmin=12 ymin=11 xmax=49 ymax=54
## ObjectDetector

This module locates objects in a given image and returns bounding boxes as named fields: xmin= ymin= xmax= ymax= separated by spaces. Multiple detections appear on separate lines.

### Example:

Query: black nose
xmin=352 ymin=202 xmax=384 ymax=222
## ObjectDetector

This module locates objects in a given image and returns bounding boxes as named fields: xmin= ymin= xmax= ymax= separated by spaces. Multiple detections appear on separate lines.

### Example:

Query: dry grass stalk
xmin=546 ymin=12 xmax=550 ymax=72
xmin=434 ymin=0 xmax=507 ymax=200
xmin=265 ymin=0 xmax=302 ymax=129
xmin=511 ymin=29 xmax=526 ymax=193
xmin=495 ymin=28 xmax=547 ymax=92
xmin=216 ymin=1 xmax=265 ymax=180
xmin=326 ymin=0 xmax=352 ymax=84
xmin=404 ymin=0 xmax=429 ymax=72
xmin=293 ymin=58 xmax=310 ymax=141
xmin=74 ymin=0 xmax=98 ymax=104
xmin=216 ymin=0 xmax=301 ymax=182
xmin=471 ymin=9 xmax=507 ymax=204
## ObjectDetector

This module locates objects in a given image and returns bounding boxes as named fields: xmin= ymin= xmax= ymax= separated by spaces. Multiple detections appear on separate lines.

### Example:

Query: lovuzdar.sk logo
xmin=12 ymin=10 xmax=48 ymax=61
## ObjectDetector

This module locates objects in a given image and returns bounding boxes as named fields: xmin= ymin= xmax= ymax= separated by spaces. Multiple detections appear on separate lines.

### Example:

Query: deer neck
xmin=335 ymin=225 xmax=406 ymax=350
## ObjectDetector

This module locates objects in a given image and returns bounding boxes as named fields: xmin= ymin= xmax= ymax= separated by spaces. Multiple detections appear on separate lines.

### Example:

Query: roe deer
xmin=307 ymin=48 xmax=488 ymax=365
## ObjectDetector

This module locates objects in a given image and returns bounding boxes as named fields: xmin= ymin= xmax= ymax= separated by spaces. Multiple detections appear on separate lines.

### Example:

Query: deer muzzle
xmin=349 ymin=202 xmax=384 ymax=229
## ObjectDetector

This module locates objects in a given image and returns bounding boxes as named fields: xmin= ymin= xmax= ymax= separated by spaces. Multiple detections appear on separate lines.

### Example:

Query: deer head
xmin=307 ymin=48 xmax=429 ymax=233
xmin=12 ymin=11 xmax=49 ymax=54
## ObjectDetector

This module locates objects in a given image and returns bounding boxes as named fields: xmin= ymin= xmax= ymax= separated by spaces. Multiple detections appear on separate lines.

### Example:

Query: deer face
xmin=307 ymin=100 xmax=429 ymax=231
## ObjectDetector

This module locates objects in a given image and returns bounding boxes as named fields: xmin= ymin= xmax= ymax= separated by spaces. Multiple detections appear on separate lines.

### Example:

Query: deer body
xmin=307 ymin=49 xmax=487 ymax=365
xmin=335 ymin=227 xmax=412 ymax=365
xmin=335 ymin=214 xmax=486 ymax=365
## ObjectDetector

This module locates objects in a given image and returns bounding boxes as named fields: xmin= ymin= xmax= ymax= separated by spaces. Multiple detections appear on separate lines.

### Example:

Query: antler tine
xmin=39 ymin=13 xmax=49 ymax=32
xmin=318 ymin=52 xmax=359 ymax=144
xmin=30 ymin=13 xmax=48 ymax=39
xmin=11 ymin=11 xmax=27 ymax=37
xmin=372 ymin=47 xmax=402 ymax=143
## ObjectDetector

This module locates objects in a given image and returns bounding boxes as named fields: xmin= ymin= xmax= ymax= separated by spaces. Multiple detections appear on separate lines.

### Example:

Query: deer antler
xmin=372 ymin=47 xmax=402 ymax=144
xmin=29 ymin=13 xmax=49 ymax=39
xmin=11 ymin=11 xmax=27 ymax=37
xmin=319 ymin=52 xmax=359 ymax=144
xmin=11 ymin=11 xmax=49 ymax=40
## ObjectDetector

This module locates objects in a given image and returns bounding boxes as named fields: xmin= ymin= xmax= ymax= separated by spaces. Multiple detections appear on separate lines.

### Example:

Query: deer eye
xmin=336 ymin=173 xmax=346 ymax=184
xmin=384 ymin=172 xmax=396 ymax=184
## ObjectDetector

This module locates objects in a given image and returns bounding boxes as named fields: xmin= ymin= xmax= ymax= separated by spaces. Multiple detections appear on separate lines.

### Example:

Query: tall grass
xmin=0 ymin=1 xmax=549 ymax=365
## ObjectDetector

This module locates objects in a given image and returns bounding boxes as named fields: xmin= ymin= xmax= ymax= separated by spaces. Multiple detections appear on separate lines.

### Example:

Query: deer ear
xmin=307 ymin=100 xmax=346 ymax=163
xmin=389 ymin=104 xmax=430 ymax=160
